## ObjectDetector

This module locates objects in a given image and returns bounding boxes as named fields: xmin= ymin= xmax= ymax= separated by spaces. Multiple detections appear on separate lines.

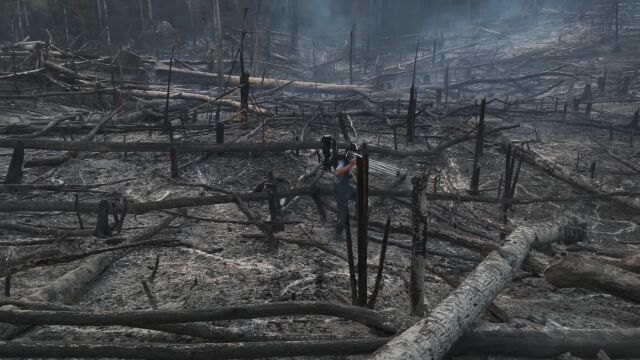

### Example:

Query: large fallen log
xmin=0 ymin=138 xmax=438 ymax=158
xmin=368 ymin=216 xmax=588 ymax=360
xmin=155 ymin=65 xmax=374 ymax=97
xmin=0 ymin=339 xmax=389 ymax=359
xmin=452 ymin=326 xmax=640 ymax=358
xmin=0 ymin=215 xmax=177 ymax=340
xmin=1 ymin=327 xmax=638 ymax=359
xmin=0 ymin=302 xmax=394 ymax=333
xmin=122 ymin=89 xmax=270 ymax=115
xmin=525 ymin=253 xmax=640 ymax=304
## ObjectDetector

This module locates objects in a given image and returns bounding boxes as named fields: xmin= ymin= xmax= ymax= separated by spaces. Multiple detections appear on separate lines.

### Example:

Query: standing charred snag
xmin=345 ymin=212 xmax=358 ymax=305
xmin=233 ymin=194 xmax=277 ymax=252
xmin=216 ymin=121 xmax=225 ymax=144
xmin=338 ymin=112 xmax=352 ymax=144
xmin=443 ymin=64 xmax=450 ymax=109
xmin=368 ymin=217 xmax=390 ymax=310
xmin=212 ymin=0 xmax=224 ymax=87
xmin=370 ymin=216 xmax=588 ymax=360
xmin=94 ymin=200 xmax=112 ymax=238
xmin=239 ymin=8 xmax=250 ymax=112
xmin=4 ymin=140 xmax=24 ymax=184
xmin=407 ymin=42 xmax=419 ymax=144
xmin=614 ymin=0 xmax=620 ymax=50
xmin=169 ymin=147 xmax=179 ymax=179
xmin=349 ymin=30 xmax=354 ymax=85
xmin=266 ymin=173 xmax=284 ymax=233
xmin=356 ymin=143 xmax=370 ymax=307
xmin=410 ymin=175 xmax=428 ymax=317
xmin=289 ymin=0 xmax=299 ymax=52
xmin=469 ymin=99 xmax=486 ymax=195
xmin=101 ymin=0 xmax=112 ymax=49
xmin=164 ymin=47 xmax=175 ymax=136
xmin=631 ymin=109 xmax=640 ymax=130
xmin=3 ymin=273 xmax=10 ymax=298
xmin=583 ymin=84 xmax=593 ymax=116
xmin=500 ymin=145 xmax=522 ymax=239
xmin=74 ymin=194 xmax=84 ymax=230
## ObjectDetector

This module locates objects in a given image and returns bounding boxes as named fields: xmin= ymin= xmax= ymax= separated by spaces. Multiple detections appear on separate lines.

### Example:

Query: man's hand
xmin=335 ymin=158 xmax=357 ymax=176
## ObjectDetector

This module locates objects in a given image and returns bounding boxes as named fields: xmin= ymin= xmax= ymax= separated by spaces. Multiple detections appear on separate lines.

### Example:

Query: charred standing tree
xmin=356 ymin=143 xmax=370 ymax=307
xmin=406 ymin=41 xmax=419 ymax=143
xmin=289 ymin=0 xmax=299 ymax=52
xmin=410 ymin=175 xmax=428 ymax=317
xmin=212 ymin=0 xmax=224 ymax=87
xmin=4 ymin=140 xmax=24 ymax=184
xmin=369 ymin=216 xmax=588 ymax=360
xmin=469 ymin=99 xmax=486 ymax=195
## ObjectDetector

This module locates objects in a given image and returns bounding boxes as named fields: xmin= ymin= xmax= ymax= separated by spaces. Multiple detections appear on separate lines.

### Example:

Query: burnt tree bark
xmin=410 ymin=175 xmax=428 ymax=317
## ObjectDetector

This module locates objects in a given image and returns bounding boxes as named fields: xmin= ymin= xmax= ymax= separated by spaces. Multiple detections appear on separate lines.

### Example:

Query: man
xmin=334 ymin=153 xmax=357 ymax=237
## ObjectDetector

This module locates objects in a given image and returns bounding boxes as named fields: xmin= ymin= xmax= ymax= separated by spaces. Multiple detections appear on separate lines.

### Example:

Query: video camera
xmin=320 ymin=135 xmax=363 ymax=171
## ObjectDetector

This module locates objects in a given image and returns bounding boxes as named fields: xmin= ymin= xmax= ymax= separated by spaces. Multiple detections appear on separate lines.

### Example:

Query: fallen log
xmin=0 ymin=302 xmax=395 ymax=334
xmin=369 ymin=216 xmax=588 ymax=360
xmin=452 ymin=326 xmax=640 ymax=358
xmin=525 ymin=253 xmax=640 ymax=304
xmin=450 ymin=71 xmax=580 ymax=90
xmin=0 ymin=214 xmax=177 ymax=340
xmin=1 ymin=327 xmax=638 ymax=359
xmin=497 ymin=137 xmax=640 ymax=213
xmin=0 ymin=339 xmax=389 ymax=359
xmin=0 ymin=138 xmax=442 ymax=158
xmin=155 ymin=65 xmax=374 ymax=97
xmin=122 ymin=89 xmax=270 ymax=115
xmin=3 ymin=184 xmax=638 ymax=215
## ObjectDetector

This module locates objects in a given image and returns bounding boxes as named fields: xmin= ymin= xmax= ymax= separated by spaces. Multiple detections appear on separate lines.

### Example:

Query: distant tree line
xmin=0 ymin=0 xmax=596 ymax=50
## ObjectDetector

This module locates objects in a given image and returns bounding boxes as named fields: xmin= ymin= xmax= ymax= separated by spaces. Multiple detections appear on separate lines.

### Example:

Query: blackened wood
xmin=74 ymin=194 xmax=84 ymax=230
xmin=169 ymin=147 xmax=179 ymax=179
xmin=410 ymin=175 xmax=428 ymax=317
xmin=3 ymin=273 xmax=10 ymax=297
xmin=164 ymin=47 xmax=175 ymax=135
xmin=0 ymin=338 xmax=389 ymax=359
xmin=469 ymin=99 xmax=486 ymax=195
xmin=368 ymin=217 xmax=390 ymax=309
xmin=216 ymin=121 xmax=224 ymax=144
xmin=0 ymin=302 xmax=395 ymax=333
xmin=141 ymin=280 xmax=158 ymax=310
xmin=4 ymin=140 xmax=24 ymax=184
xmin=356 ymin=143 xmax=369 ymax=307
xmin=345 ymin=212 xmax=358 ymax=305
xmin=266 ymin=180 xmax=284 ymax=233
xmin=94 ymin=200 xmax=112 ymax=237
xmin=233 ymin=194 xmax=277 ymax=251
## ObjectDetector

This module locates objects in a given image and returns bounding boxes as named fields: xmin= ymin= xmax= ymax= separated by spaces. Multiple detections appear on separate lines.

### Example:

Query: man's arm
xmin=335 ymin=158 xmax=356 ymax=176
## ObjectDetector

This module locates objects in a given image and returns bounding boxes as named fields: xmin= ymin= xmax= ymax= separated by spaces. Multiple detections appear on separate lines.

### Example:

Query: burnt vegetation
xmin=1 ymin=0 xmax=640 ymax=359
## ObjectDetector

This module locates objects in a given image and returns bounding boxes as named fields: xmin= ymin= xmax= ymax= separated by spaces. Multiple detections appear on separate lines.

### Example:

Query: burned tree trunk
xmin=356 ymin=143 xmax=370 ymax=307
xmin=526 ymin=253 xmax=640 ymax=304
xmin=452 ymin=326 xmax=640 ymax=358
xmin=409 ymin=175 xmax=428 ymax=317
xmin=212 ymin=0 xmax=224 ymax=87
xmin=469 ymin=99 xmax=486 ymax=195
xmin=289 ymin=0 xmax=299 ymax=52
xmin=4 ymin=140 xmax=24 ymax=184
xmin=369 ymin=216 xmax=587 ymax=360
